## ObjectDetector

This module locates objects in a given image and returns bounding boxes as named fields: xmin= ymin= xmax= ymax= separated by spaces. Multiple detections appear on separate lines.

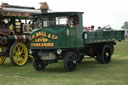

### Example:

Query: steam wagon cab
xmin=30 ymin=12 xmax=124 ymax=71
xmin=0 ymin=3 xmax=41 ymax=65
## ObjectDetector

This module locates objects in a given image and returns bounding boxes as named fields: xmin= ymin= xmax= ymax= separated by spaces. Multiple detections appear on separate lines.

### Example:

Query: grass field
xmin=0 ymin=40 xmax=128 ymax=85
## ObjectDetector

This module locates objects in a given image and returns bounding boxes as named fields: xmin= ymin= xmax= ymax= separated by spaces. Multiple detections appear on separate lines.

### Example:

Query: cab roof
xmin=32 ymin=12 xmax=84 ymax=16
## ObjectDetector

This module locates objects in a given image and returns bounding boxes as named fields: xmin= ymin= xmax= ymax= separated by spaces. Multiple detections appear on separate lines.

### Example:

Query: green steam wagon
xmin=29 ymin=12 xmax=124 ymax=71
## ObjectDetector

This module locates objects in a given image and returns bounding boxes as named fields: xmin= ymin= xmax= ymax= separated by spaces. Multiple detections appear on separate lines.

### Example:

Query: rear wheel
xmin=97 ymin=45 xmax=112 ymax=64
xmin=64 ymin=52 xmax=77 ymax=72
xmin=9 ymin=42 xmax=28 ymax=66
xmin=32 ymin=58 xmax=47 ymax=71
xmin=0 ymin=56 xmax=6 ymax=64
xmin=110 ymin=45 xmax=114 ymax=54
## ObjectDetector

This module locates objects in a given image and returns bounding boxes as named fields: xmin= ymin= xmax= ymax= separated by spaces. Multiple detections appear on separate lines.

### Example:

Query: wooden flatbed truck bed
xmin=84 ymin=31 xmax=124 ymax=44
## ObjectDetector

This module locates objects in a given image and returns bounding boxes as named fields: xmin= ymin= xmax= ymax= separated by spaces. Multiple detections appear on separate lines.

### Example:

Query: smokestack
xmin=0 ymin=3 xmax=9 ymax=7
xmin=40 ymin=2 xmax=49 ymax=13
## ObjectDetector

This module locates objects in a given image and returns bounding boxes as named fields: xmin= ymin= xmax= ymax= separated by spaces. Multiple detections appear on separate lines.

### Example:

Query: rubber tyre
xmin=9 ymin=42 xmax=28 ymax=66
xmin=32 ymin=58 xmax=47 ymax=71
xmin=97 ymin=45 xmax=112 ymax=64
xmin=64 ymin=52 xmax=77 ymax=72
xmin=0 ymin=56 xmax=6 ymax=64
xmin=110 ymin=45 xmax=114 ymax=54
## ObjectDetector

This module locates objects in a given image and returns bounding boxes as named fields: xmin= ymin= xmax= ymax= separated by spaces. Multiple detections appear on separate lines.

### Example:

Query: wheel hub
xmin=106 ymin=52 xmax=109 ymax=57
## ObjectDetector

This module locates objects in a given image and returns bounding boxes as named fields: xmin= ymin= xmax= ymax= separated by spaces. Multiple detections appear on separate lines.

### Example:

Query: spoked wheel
xmin=9 ymin=42 xmax=28 ymax=66
xmin=64 ymin=52 xmax=77 ymax=72
xmin=32 ymin=58 xmax=47 ymax=71
xmin=97 ymin=45 xmax=112 ymax=64
xmin=0 ymin=56 xmax=6 ymax=64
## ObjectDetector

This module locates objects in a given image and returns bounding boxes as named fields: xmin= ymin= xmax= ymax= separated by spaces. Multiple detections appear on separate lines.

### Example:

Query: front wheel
xmin=0 ymin=56 xmax=6 ymax=64
xmin=32 ymin=58 xmax=47 ymax=71
xmin=64 ymin=52 xmax=77 ymax=72
xmin=9 ymin=42 xmax=28 ymax=66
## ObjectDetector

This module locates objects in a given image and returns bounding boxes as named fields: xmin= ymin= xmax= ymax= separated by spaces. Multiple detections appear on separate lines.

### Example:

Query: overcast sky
xmin=1 ymin=0 xmax=128 ymax=29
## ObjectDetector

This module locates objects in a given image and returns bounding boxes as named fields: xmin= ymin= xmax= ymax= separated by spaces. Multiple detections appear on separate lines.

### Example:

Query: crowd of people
xmin=83 ymin=25 xmax=113 ymax=32
xmin=83 ymin=25 xmax=95 ymax=32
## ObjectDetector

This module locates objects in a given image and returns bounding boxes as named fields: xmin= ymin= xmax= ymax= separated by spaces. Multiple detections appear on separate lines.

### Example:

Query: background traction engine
xmin=0 ymin=2 xmax=43 ymax=66
xmin=0 ymin=29 xmax=29 ymax=66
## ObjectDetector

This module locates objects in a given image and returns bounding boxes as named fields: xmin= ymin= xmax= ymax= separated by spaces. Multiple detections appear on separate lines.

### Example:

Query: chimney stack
xmin=40 ymin=2 xmax=49 ymax=13
xmin=0 ymin=3 xmax=9 ymax=7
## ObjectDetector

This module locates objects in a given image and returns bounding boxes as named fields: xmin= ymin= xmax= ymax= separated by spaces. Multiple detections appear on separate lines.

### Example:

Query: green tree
xmin=122 ymin=21 xmax=128 ymax=29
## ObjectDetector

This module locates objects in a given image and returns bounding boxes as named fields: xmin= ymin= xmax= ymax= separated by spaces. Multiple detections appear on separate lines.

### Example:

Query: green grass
xmin=0 ymin=40 xmax=128 ymax=85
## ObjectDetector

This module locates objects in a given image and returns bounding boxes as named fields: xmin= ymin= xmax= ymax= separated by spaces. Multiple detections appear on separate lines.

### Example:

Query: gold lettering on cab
xmin=30 ymin=31 xmax=58 ymax=47
xmin=31 ymin=43 xmax=54 ymax=47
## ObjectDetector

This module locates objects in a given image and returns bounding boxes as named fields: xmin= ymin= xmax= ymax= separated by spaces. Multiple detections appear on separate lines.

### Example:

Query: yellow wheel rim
xmin=0 ymin=56 xmax=6 ymax=64
xmin=12 ymin=43 xmax=28 ymax=66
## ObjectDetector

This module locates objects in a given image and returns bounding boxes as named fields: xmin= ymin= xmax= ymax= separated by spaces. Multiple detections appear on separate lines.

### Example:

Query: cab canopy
xmin=0 ymin=3 xmax=41 ymax=17
xmin=32 ymin=12 xmax=83 ymax=16
xmin=32 ymin=12 xmax=83 ymax=28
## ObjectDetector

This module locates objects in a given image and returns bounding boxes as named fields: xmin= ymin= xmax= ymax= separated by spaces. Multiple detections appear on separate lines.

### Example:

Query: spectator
xmin=96 ymin=26 xmax=102 ymax=31
xmin=90 ymin=25 xmax=94 ymax=31
xmin=87 ymin=26 xmax=91 ymax=31
xmin=83 ymin=27 xmax=88 ymax=32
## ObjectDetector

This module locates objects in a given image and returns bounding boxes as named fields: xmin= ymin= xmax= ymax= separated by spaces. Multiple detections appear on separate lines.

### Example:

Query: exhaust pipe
xmin=40 ymin=2 xmax=49 ymax=13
